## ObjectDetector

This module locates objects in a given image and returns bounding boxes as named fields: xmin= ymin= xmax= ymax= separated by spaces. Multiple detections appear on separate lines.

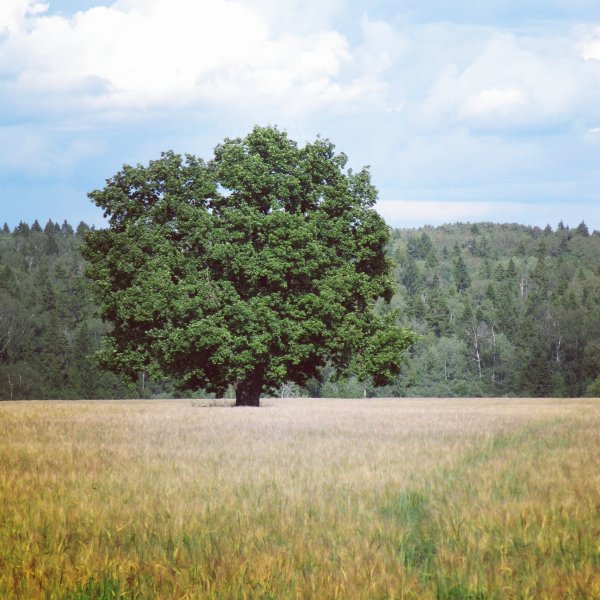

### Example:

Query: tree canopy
xmin=82 ymin=126 xmax=416 ymax=405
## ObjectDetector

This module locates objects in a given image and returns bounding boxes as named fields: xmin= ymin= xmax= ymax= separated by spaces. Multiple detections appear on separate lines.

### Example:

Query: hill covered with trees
xmin=388 ymin=221 xmax=600 ymax=398
xmin=0 ymin=221 xmax=134 ymax=400
xmin=1 ymin=219 xmax=599 ymax=399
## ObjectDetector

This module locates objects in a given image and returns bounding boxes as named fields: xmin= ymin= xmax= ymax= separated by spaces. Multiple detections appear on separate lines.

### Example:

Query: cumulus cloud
xmin=462 ymin=87 xmax=527 ymax=118
xmin=2 ymin=0 xmax=600 ymax=230
xmin=0 ymin=0 xmax=46 ymax=31
xmin=0 ymin=0 xmax=375 ymax=114
xmin=2 ymin=0 xmax=599 ymax=129
xmin=578 ymin=26 xmax=600 ymax=60
xmin=414 ymin=31 xmax=589 ymax=132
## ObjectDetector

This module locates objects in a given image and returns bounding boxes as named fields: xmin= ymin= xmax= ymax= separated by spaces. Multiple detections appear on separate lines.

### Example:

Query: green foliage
xmin=0 ymin=221 xmax=132 ymax=400
xmin=2 ymin=211 xmax=600 ymax=399
xmin=390 ymin=222 xmax=600 ymax=398
xmin=576 ymin=220 xmax=590 ymax=237
xmin=453 ymin=252 xmax=471 ymax=292
xmin=83 ymin=126 xmax=415 ymax=405
xmin=584 ymin=375 xmax=600 ymax=397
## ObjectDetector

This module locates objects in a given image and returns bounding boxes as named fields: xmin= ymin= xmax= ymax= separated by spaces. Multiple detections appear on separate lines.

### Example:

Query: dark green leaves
xmin=84 ymin=126 xmax=415 ymax=398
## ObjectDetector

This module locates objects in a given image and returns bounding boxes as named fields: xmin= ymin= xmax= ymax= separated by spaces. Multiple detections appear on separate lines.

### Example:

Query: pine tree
xmin=425 ymin=288 xmax=450 ymax=336
xmin=575 ymin=221 xmax=589 ymax=237
xmin=76 ymin=222 xmax=90 ymax=236
xmin=14 ymin=222 xmax=30 ymax=236
xmin=521 ymin=343 xmax=552 ymax=397
xmin=453 ymin=253 xmax=471 ymax=293
xmin=402 ymin=254 xmax=421 ymax=296
xmin=69 ymin=322 xmax=98 ymax=399
xmin=61 ymin=220 xmax=74 ymax=236
xmin=506 ymin=258 xmax=517 ymax=279
xmin=43 ymin=220 xmax=59 ymax=255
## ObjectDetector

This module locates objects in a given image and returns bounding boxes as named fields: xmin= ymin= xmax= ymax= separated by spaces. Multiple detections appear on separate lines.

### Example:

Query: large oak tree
xmin=83 ymin=126 xmax=415 ymax=405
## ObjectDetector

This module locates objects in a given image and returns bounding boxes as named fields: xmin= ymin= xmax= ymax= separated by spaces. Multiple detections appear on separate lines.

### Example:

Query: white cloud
xmin=2 ymin=1 xmax=599 ymax=128
xmin=0 ymin=0 xmax=374 ymax=114
xmin=578 ymin=26 xmax=600 ymax=60
xmin=415 ymin=30 xmax=592 ymax=131
xmin=356 ymin=17 xmax=408 ymax=78
xmin=0 ymin=1 xmax=47 ymax=31
xmin=462 ymin=87 xmax=527 ymax=119
xmin=582 ymin=41 xmax=600 ymax=60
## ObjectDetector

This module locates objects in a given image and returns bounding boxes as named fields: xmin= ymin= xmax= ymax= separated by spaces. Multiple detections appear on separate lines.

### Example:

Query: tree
xmin=401 ymin=254 xmax=421 ymax=296
xmin=61 ymin=220 xmax=74 ymax=236
xmin=453 ymin=252 xmax=471 ymax=293
xmin=521 ymin=340 xmax=553 ymax=396
xmin=43 ymin=220 xmax=59 ymax=255
xmin=68 ymin=322 xmax=101 ymax=399
xmin=584 ymin=375 xmax=600 ymax=397
xmin=83 ymin=126 xmax=416 ymax=406
xmin=575 ymin=221 xmax=590 ymax=237
xmin=424 ymin=288 xmax=450 ymax=336
xmin=76 ymin=221 xmax=90 ymax=236
xmin=14 ymin=222 xmax=30 ymax=236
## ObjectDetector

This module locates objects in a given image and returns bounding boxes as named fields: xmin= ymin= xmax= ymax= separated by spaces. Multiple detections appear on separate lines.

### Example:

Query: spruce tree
xmin=453 ymin=252 xmax=471 ymax=293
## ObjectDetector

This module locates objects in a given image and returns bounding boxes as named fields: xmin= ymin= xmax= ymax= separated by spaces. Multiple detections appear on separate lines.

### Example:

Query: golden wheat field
xmin=0 ymin=397 xmax=599 ymax=599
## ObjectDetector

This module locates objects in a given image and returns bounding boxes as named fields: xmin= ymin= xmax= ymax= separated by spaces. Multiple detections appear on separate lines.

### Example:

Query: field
xmin=0 ymin=398 xmax=599 ymax=599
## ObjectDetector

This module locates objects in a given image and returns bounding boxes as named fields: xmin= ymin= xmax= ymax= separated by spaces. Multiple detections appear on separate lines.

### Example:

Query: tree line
xmin=0 ymin=220 xmax=134 ymax=399
xmin=1 ymin=218 xmax=599 ymax=399
xmin=388 ymin=221 xmax=600 ymax=398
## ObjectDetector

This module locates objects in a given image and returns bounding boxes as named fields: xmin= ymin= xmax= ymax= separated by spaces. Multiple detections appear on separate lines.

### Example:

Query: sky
xmin=1 ymin=1 xmax=600 ymax=231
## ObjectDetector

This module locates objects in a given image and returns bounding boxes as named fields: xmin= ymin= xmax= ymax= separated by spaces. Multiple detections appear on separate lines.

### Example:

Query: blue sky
xmin=1 ymin=1 xmax=600 ymax=231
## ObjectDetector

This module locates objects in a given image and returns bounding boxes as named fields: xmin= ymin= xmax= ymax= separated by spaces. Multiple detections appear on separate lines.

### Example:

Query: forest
xmin=1 ymin=218 xmax=599 ymax=399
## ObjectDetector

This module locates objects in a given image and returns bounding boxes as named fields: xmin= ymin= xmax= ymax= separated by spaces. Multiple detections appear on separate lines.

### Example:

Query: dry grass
xmin=0 ymin=397 xmax=599 ymax=599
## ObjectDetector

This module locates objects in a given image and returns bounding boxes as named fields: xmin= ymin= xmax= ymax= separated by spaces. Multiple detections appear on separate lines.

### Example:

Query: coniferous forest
xmin=1 ymin=219 xmax=599 ymax=399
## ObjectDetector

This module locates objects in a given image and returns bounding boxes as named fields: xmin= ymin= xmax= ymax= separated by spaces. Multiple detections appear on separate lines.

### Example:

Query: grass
xmin=0 ymin=397 xmax=599 ymax=598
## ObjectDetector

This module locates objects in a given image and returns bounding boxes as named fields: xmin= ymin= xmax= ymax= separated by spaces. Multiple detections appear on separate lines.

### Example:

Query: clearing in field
xmin=0 ymin=397 xmax=599 ymax=599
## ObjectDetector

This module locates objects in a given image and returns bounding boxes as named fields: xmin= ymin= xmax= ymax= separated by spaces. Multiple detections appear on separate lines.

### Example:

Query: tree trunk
xmin=234 ymin=374 xmax=263 ymax=407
